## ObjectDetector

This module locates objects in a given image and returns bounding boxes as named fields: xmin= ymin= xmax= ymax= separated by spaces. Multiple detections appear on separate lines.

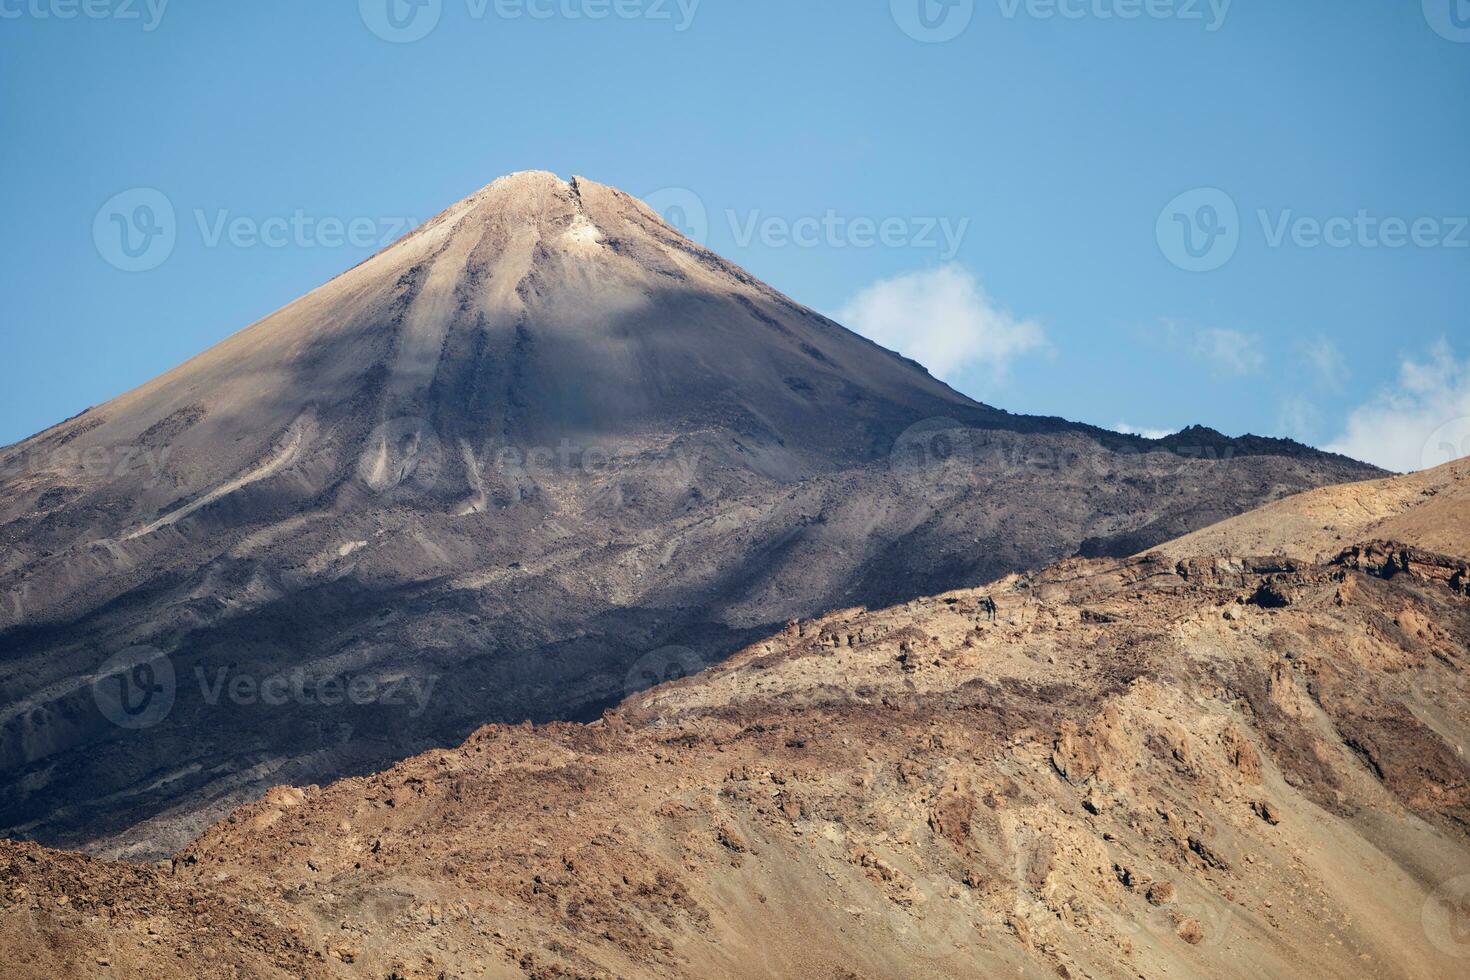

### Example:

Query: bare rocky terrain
xmin=1156 ymin=457 xmax=1470 ymax=562
xmin=0 ymin=172 xmax=1379 ymax=859
xmin=3 ymin=459 xmax=1467 ymax=978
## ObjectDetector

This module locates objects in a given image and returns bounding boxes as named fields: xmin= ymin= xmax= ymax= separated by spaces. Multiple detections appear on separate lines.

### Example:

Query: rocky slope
xmin=0 ymin=172 xmax=1378 ymax=858
xmin=3 ymin=460 xmax=1466 ymax=978
xmin=1154 ymin=457 xmax=1470 ymax=561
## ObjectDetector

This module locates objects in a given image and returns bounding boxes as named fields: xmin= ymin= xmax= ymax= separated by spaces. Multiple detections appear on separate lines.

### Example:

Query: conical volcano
xmin=45 ymin=171 xmax=981 ymax=507
xmin=0 ymin=172 xmax=1378 ymax=857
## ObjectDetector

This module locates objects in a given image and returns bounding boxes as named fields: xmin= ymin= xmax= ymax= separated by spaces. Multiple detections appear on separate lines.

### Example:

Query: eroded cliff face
xmin=0 ymin=172 xmax=1379 ymax=858
xmin=5 ymin=459 xmax=1469 ymax=979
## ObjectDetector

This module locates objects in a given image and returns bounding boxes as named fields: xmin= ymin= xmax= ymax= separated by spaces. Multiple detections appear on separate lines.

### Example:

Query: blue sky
xmin=2 ymin=0 xmax=1467 ymax=470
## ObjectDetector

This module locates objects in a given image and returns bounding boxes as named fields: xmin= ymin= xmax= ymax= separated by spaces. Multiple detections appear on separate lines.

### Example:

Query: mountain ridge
xmin=3 ymin=458 xmax=1466 ymax=979
xmin=0 ymin=171 xmax=1382 ymax=859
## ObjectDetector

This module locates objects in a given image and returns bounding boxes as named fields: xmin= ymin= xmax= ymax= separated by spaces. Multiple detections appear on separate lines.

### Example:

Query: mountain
xmin=4 ymin=460 xmax=1467 ymax=979
xmin=0 ymin=172 xmax=1379 ymax=858
xmin=1154 ymin=456 xmax=1470 ymax=562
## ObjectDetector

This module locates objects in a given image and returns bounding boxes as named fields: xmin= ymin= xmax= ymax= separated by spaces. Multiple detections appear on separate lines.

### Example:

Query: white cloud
xmin=1325 ymin=341 xmax=1470 ymax=472
xmin=835 ymin=265 xmax=1045 ymax=382
xmin=1194 ymin=327 xmax=1264 ymax=376
xmin=1113 ymin=422 xmax=1176 ymax=440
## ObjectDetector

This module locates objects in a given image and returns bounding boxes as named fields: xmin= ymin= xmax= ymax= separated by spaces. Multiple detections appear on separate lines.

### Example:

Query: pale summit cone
xmin=67 ymin=170 xmax=982 ymax=494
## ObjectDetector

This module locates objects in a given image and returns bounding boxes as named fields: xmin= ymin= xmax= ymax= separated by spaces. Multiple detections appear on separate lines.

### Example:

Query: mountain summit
xmin=0 ymin=172 xmax=1378 ymax=857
